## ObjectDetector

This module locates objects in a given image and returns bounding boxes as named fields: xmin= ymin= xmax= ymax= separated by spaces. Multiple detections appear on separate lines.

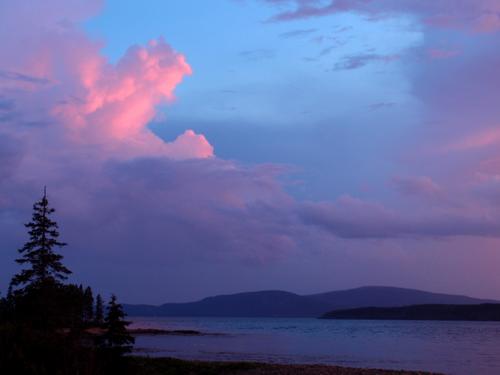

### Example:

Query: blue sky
xmin=85 ymin=0 xmax=422 ymax=201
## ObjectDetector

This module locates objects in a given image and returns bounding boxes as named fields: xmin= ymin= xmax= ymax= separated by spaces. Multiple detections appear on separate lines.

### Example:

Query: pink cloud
xmin=0 ymin=1 xmax=205 ymax=161
xmin=66 ymin=38 xmax=193 ymax=141
xmin=164 ymin=130 xmax=214 ymax=160
xmin=474 ymin=12 xmax=500 ymax=32
xmin=0 ymin=0 xmax=297 ymax=272
xmin=443 ymin=128 xmax=500 ymax=153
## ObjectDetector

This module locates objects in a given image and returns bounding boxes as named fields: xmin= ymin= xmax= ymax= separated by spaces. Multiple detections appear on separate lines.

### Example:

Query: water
xmin=130 ymin=317 xmax=500 ymax=375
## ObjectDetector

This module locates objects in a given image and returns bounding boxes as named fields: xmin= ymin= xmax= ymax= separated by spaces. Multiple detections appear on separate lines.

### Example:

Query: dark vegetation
xmin=0 ymin=190 xmax=135 ymax=374
xmin=322 ymin=304 xmax=500 ymax=321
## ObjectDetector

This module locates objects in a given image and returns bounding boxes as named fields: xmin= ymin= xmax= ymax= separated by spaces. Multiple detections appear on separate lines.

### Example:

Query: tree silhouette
xmin=11 ymin=188 xmax=70 ymax=292
xmin=83 ymin=286 xmax=94 ymax=323
xmin=95 ymin=294 xmax=104 ymax=326
xmin=0 ymin=190 xmax=139 ymax=373
xmin=102 ymin=295 xmax=134 ymax=356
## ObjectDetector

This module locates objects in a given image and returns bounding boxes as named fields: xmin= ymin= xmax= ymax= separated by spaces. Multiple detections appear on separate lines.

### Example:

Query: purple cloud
xmin=261 ymin=0 xmax=500 ymax=33
xmin=279 ymin=28 xmax=317 ymax=38
xmin=299 ymin=195 xmax=500 ymax=239
xmin=392 ymin=176 xmax=442 ymax=198
xmin=333 ymin=53 xmax=400 ymax=70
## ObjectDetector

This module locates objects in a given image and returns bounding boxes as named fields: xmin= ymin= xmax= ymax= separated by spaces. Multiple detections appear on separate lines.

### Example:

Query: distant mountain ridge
xmin=124 ymin=286 xmax=496 ymax=318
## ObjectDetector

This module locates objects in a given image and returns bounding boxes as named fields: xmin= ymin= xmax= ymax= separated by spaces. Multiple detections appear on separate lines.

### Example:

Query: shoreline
xmin=129 ymin=328 xmax=207 ymax=336
xmin=130 ymin=357 xmax=443 ymax=375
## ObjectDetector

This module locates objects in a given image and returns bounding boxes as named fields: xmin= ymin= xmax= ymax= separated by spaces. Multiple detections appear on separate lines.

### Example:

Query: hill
xmin=307 ymin=286 xmax=490 ymax=310
xmin=124 ymin=286 xmax=496 ymax=318
xmin=125 ymin=290 xmax=327 ymax=317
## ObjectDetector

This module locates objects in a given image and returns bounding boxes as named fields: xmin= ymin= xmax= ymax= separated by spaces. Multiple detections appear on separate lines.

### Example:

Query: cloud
xmin=279 ymin=28 xmax=317 ymax=38
xmin=56 ymin=157 xmax=300 ymax=264
xmin=392 ymin=176 xmax=442 ymax=198
xmin=51 ymin=37 xmax=195 ymax=155
xmin=318 ymin=46 xmax=336 ymax=56
xmin=163 ymin=130 xmax=214 ymax=160
xmin=4 ymin=0 xmax=500 ymax=302
xmin=261 ymin=0 xmax=500 ymax=33
xmin=333 ymin=53 xmax=400 ymax=70
xmin=0 ymin=4 xmax=205 ymax=161
xmin=443 ymin=128 xmax=500 ymax=153
xmin=0 ymin=134 xmax=24 ymax=185
xmin=299 ymin=195 xmax=500 ymax=239
xmin=299 ymin=196 xmax=400 ymax=239
xmin=2 ymin=0 xmax=499 ymax=251
xmin=0 ymin=0 xmax=301 ymax=280
xmin=0 ymin=70 xmax=52 ymax=85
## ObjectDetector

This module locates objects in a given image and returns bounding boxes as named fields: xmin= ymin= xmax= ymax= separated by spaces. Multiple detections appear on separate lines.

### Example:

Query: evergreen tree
xmin=83 ymin=286 xmax=94 ymax=323
xmin=95 ymin=294 xmax=104 ymax=326
xmin=11 ymin=188 xmax=70 ymax=292
xmin=6 ymin=284 xmax=13 ymax=301
xmin=102 ymin=295 xmax=134 ymax=356
xmin=1 ymin=285 xmax=15 ymax=322
xmin=0 ymin=293 xmax=5 ymax=321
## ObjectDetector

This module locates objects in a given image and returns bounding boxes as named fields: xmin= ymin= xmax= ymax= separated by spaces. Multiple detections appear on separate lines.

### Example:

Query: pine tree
xmin=11 ymin=188 xmax=71 ymax=291
xmin=3 ymin=284 xmax=14 ymax=320
xmin=0 ymin=292 xmax=5 ymax=321
xmin=102 ymin=295 xmax=134 ymax=356
xmin=95 ymin=294 xmax=104 ymax=326
xmin=6 ymin=284 xmax=13 ymax=300
xmin=83 ymin=286 xmax=94 ymax=323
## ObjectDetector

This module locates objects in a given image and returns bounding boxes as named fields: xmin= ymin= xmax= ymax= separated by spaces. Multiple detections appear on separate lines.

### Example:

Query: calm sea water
xmin=130 ymin=317 xmax=500 ymax=375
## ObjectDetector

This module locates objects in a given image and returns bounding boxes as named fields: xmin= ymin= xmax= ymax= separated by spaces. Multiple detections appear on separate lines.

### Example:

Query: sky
xmin=1 ymin=0 xmax=500 ymax=304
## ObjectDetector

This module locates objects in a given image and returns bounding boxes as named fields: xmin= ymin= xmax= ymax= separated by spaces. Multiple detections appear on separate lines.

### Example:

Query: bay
xmin=130 ymin=317 xmax=500 ymax=375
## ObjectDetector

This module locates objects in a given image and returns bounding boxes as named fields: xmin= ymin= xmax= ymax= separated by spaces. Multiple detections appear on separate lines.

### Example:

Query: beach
xmin=131 ymin=357 xmax=441 ymax=375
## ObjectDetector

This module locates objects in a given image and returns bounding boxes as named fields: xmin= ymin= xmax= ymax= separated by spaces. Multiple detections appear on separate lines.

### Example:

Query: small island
xmin=321 ymin=303 xmax=500 ymax=321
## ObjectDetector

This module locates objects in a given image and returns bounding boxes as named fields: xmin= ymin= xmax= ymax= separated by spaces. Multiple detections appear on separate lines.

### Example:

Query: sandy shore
xmin=130 ymin=357 xmax=443 ymax=375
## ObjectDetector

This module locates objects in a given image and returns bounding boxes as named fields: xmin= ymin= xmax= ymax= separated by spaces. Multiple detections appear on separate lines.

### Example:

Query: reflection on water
xmin=130 ymin=317 xmax=500 ymax=375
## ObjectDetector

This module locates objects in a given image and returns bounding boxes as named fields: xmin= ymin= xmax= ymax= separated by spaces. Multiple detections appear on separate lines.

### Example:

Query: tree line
xmin=0 ymin=189 xmax=135 ymax=374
